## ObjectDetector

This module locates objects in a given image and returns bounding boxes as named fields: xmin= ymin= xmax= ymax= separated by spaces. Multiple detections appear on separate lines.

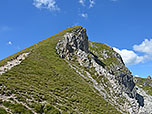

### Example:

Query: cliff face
xmin=56 ymin=26 xmax=152 ymax=114
xmin=0 ymin=26 xmax=151 ymax=114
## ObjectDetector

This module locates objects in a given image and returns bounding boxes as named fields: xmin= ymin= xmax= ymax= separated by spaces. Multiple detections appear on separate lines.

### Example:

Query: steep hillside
xmin=0 ymin=26 xmax=152 ymax=114
xmin=0 ymin=26 xmax=121 ymax=114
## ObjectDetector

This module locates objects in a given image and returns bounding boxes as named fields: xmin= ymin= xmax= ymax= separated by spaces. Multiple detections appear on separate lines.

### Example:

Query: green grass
xmin=3 ymin=101 xmax=32 ymax=114
xmin=0 ymin=107 xmax=7 ymax=114
xmin=0 ymin=25 xmax=82 ymax=67
xmin=89 ymin=41 xmax=130 ymax=75
xmin=0 ymin=26 xmax=121 ymax=114
xmin=134 ymin=77 xmax=152 ymax=96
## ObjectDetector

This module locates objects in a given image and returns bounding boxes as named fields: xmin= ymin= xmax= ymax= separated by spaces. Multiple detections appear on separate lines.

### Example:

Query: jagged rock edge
xmin=56 ymin=27 xmax=152 ymax=114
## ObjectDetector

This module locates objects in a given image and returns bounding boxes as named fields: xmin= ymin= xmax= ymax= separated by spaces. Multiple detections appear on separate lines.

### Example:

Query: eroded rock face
xmin=56 ymin=27 xmax=88 ymax=60
xmin=56 ymin=26 xmax=149 ymax=114
xmin=0 ymin=53 xmax=29 ymax=75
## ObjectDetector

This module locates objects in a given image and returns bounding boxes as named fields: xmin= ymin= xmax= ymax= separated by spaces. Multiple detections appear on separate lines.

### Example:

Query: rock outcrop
xmin=56 ymin=28 xmax=88 ymax=60
xmin=0 ymin=53 xmax=29 ymax=75
xmin=56 ymin=26 xmax=152 ymax=114
xmin=147 ymin=75 xmax=151 ymax=80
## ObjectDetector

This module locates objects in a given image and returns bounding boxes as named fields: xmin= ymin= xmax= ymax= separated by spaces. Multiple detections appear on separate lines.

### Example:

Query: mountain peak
xmin=0 ymin=26 xmax=152 ymax=114
xmin=56 ymin=26 xmax=88 ymax=59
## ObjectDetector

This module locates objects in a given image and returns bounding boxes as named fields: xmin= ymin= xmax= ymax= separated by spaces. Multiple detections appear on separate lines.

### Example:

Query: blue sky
xmin=0 ymin=0 xmax=152 ymax=78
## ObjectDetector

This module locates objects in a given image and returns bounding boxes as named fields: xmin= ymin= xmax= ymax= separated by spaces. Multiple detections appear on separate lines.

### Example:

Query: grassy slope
xmin=0 ymin=107 xmax=7 ymax=114
xmin=0 ymin=26 xmax=121 ymax=114
xmin=88 ymin=42 xmax=131 ymax=110
xmin=89 ymin=41 xmax=130 ymax=75
xmin=134 ymin=77 xmax=152 ymax=96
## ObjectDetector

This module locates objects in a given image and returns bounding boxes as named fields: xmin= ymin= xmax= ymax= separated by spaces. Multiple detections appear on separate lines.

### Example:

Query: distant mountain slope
xmin=0 ymin=26 xmax=151 ymax=114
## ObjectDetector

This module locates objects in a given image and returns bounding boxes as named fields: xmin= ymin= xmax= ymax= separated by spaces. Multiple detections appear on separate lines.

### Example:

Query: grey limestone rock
xmin=0 ymin=53 xmax=29 ymax=75
xmin=56 ymin=26 xmax=152 ymax=114
xmin=56 ymin=27 xmax=88 ymax=60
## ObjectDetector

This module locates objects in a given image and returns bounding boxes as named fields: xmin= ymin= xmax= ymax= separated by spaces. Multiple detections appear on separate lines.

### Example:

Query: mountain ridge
xmin=0 ymin=25 xmax=152 ymax=114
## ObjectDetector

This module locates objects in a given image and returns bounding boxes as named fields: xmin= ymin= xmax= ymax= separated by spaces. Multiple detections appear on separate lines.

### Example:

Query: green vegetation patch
xmin=89 ymin=41 xmax=130 ymax=74
xmin=134 ymin=77 xmax=152 ymax=96
xmin=0 ymin=26 xmax=121 ymax=114
xmin=0 ymin=107 xmax=7 ymax=114
xmin=2 ymin=101 xmax=32 ymax=114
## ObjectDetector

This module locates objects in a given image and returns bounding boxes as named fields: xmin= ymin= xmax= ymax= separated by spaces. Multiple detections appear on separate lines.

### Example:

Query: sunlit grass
xmin=0 ymin=26 xmax=121 ymax=114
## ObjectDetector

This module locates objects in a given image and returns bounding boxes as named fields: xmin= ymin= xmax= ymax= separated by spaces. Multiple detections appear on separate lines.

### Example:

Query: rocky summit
xmin=0 ymin=26 xmax=152 ymax=114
